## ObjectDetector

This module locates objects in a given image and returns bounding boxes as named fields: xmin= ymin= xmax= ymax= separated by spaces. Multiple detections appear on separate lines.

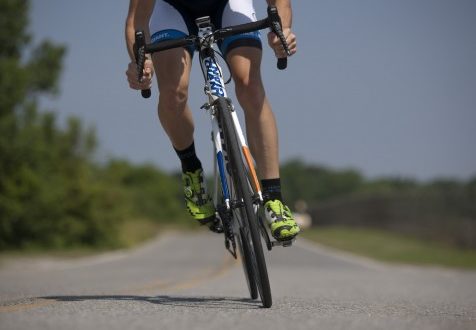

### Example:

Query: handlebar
xmin=133 ymin=31 xmax=151 ymax=98
xmin=133 ymin=5 xmax=290 ymax=99
xmin=267 ymin=6 xmax=291 ymax=70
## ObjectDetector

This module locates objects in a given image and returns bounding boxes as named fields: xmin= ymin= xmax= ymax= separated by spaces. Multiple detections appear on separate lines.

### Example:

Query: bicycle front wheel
xmin=237 ymin=227 xmax=258 ymax=300
xmin=217 ymin=97 xmax=272 ymax=308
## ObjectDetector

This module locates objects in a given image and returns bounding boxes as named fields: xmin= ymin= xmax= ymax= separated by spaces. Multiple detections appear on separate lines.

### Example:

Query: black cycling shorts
xmin=149 ymin=0 xmax=262 ymax=56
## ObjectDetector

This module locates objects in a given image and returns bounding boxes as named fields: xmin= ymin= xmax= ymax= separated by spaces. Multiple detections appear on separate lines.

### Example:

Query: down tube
xmin=212 ymin=117 xmax=230 ymax=209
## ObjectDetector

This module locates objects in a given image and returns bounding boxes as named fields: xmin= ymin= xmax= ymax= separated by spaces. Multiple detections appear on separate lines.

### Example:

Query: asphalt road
xmin=0 ymin=231 xmax=475 ymax=330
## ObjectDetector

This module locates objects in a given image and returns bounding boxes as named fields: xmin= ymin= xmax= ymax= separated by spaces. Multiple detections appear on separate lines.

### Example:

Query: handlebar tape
xmin=134 ymin=31 xmax=151 ymax=99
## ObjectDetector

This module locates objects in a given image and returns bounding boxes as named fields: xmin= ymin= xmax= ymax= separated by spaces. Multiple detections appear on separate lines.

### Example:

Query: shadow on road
xmin=41 ymin=295 xmax=261 ymax=310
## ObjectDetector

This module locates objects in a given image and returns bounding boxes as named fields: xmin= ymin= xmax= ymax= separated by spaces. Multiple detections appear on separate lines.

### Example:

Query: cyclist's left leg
xmin=220 ymin=0 xmax=299 ymax=241
xmin=227 ymin=48 xmax=278 ymax=180
xmin=226 ymin=47 xmax=300 ymax=241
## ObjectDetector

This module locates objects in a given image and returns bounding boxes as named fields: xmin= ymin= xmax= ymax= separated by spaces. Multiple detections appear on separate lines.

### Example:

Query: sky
xmin=30 ymin=0 xmax=476 ymax=181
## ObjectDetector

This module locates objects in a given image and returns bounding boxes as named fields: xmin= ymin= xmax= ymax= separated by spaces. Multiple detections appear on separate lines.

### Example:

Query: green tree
xmin=0 ymin=1 xmax=65 ymax=116
xmin=280 ymin=159 xmax=363 ymax=206
xmin=0 ymin=0 xmax=119 ymax=249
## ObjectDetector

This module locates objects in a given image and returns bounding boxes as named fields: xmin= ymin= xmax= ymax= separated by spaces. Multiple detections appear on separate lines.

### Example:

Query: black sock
xmin=174 ymin=142 xmax=202 ymax=173
xmin=261 ymin=178 xmax=283 ymax=203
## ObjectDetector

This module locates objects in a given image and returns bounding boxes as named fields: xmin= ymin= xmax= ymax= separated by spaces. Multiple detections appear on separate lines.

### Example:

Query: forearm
xmin=125 ymin=0 xmax=154 ymax=61
xmin=266 ymin=0 xmax=292 ymax=28
xmin=125 ymin=16 xmax=136 ymax=61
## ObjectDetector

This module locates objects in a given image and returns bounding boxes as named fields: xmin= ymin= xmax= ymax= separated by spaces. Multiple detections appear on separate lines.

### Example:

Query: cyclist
xmin=125 ymin=0 xmax=300 ymax=241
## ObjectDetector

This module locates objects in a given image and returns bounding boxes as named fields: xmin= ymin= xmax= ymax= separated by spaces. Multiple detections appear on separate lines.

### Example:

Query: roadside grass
xmin=117 ymin=217 xmax=200 ymax=248
xmin=302 ymin=226 xmax=476 ymax=269
xmin=117 ymin=218 xmax=163 ymax=248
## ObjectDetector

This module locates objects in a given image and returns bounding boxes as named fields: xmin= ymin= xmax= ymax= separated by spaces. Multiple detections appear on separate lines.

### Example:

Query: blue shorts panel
xmin=150 ymin=29 xmax=195 ymax=56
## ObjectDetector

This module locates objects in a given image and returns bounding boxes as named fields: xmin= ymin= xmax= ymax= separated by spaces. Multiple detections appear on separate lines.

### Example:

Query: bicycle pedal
xmin=200 ymin=217 xmax=223 ymax=233
xmin=271 ymin=237 xmax=295 ymax=248
xmin=208 ymin=221 xmax=224 ymax=234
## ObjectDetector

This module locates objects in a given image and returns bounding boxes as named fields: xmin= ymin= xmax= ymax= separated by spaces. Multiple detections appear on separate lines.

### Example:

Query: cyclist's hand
xmin=267 ymin=28 xmax=297 ymax=59
xmin=126 ymin=58 xmax=154 ymax=90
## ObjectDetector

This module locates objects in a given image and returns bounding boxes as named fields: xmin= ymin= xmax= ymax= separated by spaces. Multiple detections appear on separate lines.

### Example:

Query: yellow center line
xmin=0 ymin=253 xmax=237 ymax=313
xmin=0 ymin=299 xmax=55 ymax=313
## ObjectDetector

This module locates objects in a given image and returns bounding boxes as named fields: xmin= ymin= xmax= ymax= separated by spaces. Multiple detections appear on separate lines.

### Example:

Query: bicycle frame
xmin=196 ymin=16 xmax=294 ymax=252
xmin=195 ymin=17 xmax=263 ymax=214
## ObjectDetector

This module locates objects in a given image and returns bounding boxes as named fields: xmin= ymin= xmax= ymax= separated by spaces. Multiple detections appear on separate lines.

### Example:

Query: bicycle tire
xmin=217 ymin=97 xmax=272 ymax=308
xmin=223 ymin=181 xmax=257 ymax=299
xmin=237 ymin=227 xmax=258 ymax=300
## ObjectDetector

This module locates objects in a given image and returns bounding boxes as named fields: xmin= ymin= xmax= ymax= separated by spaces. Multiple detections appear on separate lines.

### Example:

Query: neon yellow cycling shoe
xmin=263 ymin=200 xmax=300 ymax=241
xmin=182 ymin=169 xmax=220 ymax=230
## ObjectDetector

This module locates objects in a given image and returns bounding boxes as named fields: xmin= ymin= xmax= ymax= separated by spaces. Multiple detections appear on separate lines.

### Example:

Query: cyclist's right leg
xmin=149 ymin=0 xmax=216 ymax=227
xmin=149 ymin=0 xmax=194 ymax=150
xmin=153 ymin=49 xmax=194 ymax=150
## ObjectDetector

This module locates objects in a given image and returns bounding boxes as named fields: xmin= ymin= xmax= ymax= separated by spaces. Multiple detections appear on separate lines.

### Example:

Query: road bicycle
xmin=134 ymin=6 xmax=293 ymax=308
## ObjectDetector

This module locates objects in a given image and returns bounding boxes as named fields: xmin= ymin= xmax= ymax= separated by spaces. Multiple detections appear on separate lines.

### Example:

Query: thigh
xmin=152 ymin=48 xmax=192 ymax=94
xmin=227 ymin=46 xmax=263 ymax=85
xmin=149 ymin=0 xmax=193 ymax=92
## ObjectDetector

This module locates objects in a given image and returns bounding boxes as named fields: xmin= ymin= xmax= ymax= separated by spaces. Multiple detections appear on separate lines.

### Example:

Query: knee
xmin=234 ymin=74 xmax=266 ymax=110
xmin=158 ymin=84 xmax=189 ymax=113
